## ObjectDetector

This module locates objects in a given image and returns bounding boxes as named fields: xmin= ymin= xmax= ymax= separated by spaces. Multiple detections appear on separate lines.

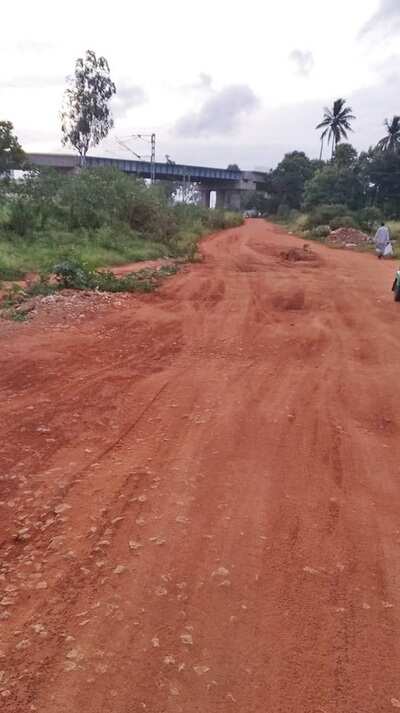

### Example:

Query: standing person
xmin=374 ymin=222 xmax=391 ymax=259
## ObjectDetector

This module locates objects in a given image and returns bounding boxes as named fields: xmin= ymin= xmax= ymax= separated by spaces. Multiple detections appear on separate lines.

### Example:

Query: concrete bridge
xmin=26 ymin=153 xmax=268 ymax=210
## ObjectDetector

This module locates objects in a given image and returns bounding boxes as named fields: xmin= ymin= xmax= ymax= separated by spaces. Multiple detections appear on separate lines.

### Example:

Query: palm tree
xmin=316 ymin=98 xmax=356 ymax=159
xmin=376 ymin=116 xmax=400 ymax=152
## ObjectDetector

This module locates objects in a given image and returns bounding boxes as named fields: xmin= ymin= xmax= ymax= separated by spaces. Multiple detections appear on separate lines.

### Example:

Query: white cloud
xmin=289 ymin=50 xmax=314 ymax=77
xmin=174 ymin=84 xmax=260 ymax=137
xmin=1 ymin=75 xmax=64 ymax=89
xmin=112 ymin=84 xmax=147 ymax=119
xmin=360 ymin=0 xmax=400 ymax=37
xmin=1 ymin=0 xmax=395 ymax=167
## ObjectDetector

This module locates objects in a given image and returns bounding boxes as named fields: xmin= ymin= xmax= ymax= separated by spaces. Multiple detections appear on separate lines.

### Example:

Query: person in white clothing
xmin=374 ymin=222 xmax=391 ymax=259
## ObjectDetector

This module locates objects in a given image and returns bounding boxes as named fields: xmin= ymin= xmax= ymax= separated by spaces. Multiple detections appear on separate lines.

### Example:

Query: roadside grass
xmin=0 ymin=225 xmax=169 ymax=280
xmin=0 ymin=209 xmax=243 ymax=280
xmin=0 ymin=169 xmax=244 ymax=321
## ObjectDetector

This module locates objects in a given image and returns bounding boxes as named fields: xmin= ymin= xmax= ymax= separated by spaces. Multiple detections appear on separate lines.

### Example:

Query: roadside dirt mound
xmin=0 ymin=290 xmax=133 ymax=335
xmin=327 ymin=227 xmax=371 ymax=248
xmin=280 ymin=245 xmax=319 ymax=264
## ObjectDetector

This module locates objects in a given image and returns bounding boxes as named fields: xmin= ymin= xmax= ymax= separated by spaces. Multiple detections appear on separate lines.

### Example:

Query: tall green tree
xmin=271 ymin=151 xmax=317 ymax=209
xmin=375 ymin=116 xmax=400 ymax=153
xmin=333 ymin=143 xmax=358 ymax=168
xmin=0 ymin=121 xmax=26 ymax=176
xmin=303 ymin=164 xmax=366 ymax=211
xmin=316 ymin=98 xmax=356 ymax=159
xmin=366 ymin=150 xmax=400 ymax=215
xmin=61 ymin=50 xmax=116 ymax=166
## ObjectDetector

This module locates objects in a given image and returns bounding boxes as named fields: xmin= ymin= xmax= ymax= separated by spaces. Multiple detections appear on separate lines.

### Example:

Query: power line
xmin=115 ymin=133 xmax=156 ymax=183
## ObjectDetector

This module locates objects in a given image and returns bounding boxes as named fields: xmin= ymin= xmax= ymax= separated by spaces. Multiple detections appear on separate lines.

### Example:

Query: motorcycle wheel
xmin=394 ymin=284 xmax=400 ymax=302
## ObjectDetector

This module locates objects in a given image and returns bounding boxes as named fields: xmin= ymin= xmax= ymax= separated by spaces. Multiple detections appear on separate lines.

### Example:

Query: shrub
xmin=307 ymin=204 xmax=348 ymax=228
xmin=387 ymin=221 xmax=400 ymax=242
xmin=312 ymin=224 xmax=331 ymax=238
xmin=1 ymin=168 xmax=244 ymax=274
xmin=330 ymin=215 xmax=356 ymax=230
xmin=8 ymin=198 xmax=37 ymax=236
xmin=53 ymin=258 xmax=178 ymax=293
xmin=53 ymin=260 xmax=92 ymax=289
xmin=356 ymin=206 xmax=382 ymax=232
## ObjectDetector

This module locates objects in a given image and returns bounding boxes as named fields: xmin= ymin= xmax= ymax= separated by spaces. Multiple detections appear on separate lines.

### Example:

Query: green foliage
xmin=330 ymin=215 xmax=356 ymax=230
xmin=356 ymin=206 xmax=382 ymax=231
xmin=7 ymin=198 xmax=37 ymax=236
xmin=312 ymin=224 xmax=331 ymax=238
xmin=307 ymin=204 xmax=348 ymax=227
xmin=0 ymin=168 xmax=242 ymax=276
xmin=303 ymin=164 xmax=365 ymax=210
xmin=333 ymin=143 xmax=358 ymax=167
xmin=61 ymin=50 xmax=116 ymax=164
xmin=0 ymin=224 xmax=168 ymax=277
xmin=270 ymin=151 xmax=317 ymax=209
xmin=243 ymin=191 xmax=271 ymax=215
xmin=0 ymin=121 xmax=26 ymax=175
xmin=53 ymin=258 xmax=176 ymax=294
xmin=376 ymin=116 xmax=400 ymax=153
xmin=387 ymin=221 xmax=400 ymax=242
xmin=316 ymin=98 xmax=356 ymax=158
xmin=365 ymin=150 xmax=400 ymax=216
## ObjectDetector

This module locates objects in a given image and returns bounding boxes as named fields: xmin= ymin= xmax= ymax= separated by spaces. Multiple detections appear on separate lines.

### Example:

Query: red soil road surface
xmin=1 ymin=219 xmax=400 ymax=713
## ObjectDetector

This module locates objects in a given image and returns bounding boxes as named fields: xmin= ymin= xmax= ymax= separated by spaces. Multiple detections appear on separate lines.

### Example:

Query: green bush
xmin=312 ymin=224 xmax=331 ymax=238
xmin=0 ymin=168 xmax=243 ymax=275
xmin=307 ymin=204 xmax=348 ymax=228
xmin=387 ymin=221 xmax=400 ymax=242
xmin=330 ymin=215 xmax=356 ymax=230
xmin=356 ymin=206 xmax=382 ymax=232
xmin=53 ymin=258 xmax=177 ymax=294
xmin=8 ymin=198 xmax=37 ymax=236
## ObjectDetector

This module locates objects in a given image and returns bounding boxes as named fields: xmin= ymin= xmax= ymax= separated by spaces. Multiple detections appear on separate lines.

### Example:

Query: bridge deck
xmin=27 ymin=153 xmax=242 ymax=184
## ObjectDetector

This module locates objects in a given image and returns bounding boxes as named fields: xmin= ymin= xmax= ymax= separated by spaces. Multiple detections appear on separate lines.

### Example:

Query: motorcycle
xmin=392 ymin=268 xmax=400 ymax=301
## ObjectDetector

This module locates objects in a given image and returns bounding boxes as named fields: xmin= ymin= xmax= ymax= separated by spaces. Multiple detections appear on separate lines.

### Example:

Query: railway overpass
xmin=26 ymin=153 xmax=268 ymax=210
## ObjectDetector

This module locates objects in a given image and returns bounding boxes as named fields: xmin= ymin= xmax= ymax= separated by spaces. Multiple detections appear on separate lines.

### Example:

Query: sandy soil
xmin=1 ymin=220 xmax=400 ymax=713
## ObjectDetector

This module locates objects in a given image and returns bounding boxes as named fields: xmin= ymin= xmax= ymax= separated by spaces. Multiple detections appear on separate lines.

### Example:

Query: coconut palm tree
xmin=376 ymin=116 xmax=400 ymax=152
xmin=316 ymin=98 xmax=356 ymax=159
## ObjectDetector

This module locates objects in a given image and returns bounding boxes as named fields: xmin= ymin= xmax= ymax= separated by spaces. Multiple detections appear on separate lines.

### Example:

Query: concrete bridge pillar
xmin=215 ymin=190 xmax=226 ymax=209
xmin=198 ymin=188 xmax=211 ymax=208
xmin=215 ymin=189 xmax=242 ymax=211
xmin=225 ymin=190 xmax=242 ymax=211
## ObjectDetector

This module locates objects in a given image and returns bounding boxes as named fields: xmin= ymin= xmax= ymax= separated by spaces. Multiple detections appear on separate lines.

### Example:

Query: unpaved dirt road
xmin=2 ymin=220 xmax=400 ymax=712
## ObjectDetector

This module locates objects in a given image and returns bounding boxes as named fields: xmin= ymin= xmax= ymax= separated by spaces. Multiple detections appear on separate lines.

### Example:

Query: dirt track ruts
xmin=1 ymin=219 xmax=400 ymax=712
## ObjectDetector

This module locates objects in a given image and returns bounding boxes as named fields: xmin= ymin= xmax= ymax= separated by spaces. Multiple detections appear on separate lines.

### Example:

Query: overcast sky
xmin=1 ymin=0 xmax=400 ymax=169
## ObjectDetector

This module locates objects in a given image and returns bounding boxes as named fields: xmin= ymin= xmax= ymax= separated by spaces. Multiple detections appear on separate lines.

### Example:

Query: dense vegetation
xmin=244 ymin=98 xmax=400 ymax=231
xmin=0 ymin=167 xmax=242 ymax=280
xmin=245 ymin=142 xmax=400 ymax=223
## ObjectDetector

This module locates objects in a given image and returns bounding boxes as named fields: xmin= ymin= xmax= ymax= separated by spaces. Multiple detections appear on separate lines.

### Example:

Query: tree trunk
xmin=319 ymin=137 xmax=324 ymax=161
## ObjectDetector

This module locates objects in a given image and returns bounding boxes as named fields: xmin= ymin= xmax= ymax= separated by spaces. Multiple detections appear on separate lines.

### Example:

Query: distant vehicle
xmin=243 ymin=208 xmax=259 ymax=218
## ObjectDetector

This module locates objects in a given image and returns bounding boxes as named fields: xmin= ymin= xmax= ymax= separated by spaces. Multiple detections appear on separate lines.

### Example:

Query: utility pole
xmin=115 ymin=133 xmax=156 ymax=183
xmin=150 ymin=133 xmax=156 ymax=184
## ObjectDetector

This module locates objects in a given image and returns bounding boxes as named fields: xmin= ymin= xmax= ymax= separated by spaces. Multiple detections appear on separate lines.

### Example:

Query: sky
xmin=1 ymin=0 xmax=400 ymax=170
